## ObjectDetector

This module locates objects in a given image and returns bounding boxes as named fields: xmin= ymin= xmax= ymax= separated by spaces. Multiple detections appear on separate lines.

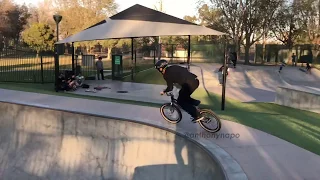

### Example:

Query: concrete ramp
xmin=275 ymin=85 xmax=320 ymax=114
xmin=0 ymin=102 xmax=225 ymax=180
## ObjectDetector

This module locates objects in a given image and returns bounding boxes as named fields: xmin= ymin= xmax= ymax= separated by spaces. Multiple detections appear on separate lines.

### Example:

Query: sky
xmin=14 ymin=0 xmax=206 ymax=19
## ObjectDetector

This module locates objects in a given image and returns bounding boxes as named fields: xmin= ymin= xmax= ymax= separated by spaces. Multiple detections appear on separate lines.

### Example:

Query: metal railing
xmin=0 ymin=48 xmax=58 ymax=83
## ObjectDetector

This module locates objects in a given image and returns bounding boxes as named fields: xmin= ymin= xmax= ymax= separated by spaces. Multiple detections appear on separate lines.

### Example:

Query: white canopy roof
xmin=56 ymin=4 xmax=226 ymax=44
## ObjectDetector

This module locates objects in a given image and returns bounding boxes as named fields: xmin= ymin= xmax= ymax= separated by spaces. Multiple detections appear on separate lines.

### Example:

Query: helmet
xmin=155 ymin=59 xmax=168 ymax=72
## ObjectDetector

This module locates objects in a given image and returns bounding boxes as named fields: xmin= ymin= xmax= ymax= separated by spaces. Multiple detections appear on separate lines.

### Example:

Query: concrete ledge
xmin=275 ymin=86 xmax=320 ymax=113
xmin=0 ymin=99 xmax=248 ymax=180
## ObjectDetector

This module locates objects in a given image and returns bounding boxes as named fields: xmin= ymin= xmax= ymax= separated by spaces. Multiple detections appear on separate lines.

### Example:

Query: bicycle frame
xmin=166 ymin=92 xmax=182 ymax=109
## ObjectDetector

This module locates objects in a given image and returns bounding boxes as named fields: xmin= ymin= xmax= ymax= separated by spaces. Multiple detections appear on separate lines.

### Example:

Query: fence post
xmin=131 ymin=38 xmax=134 ymax=81
xmin=153 ymin=48 xmax=156 ymax=65
xmin=134 ymin=50 xmax=137 ymax=74
xmin=40 ymin=55 xmax=44 ymax=84
xmin=72 ymin=42 xmax=75 ymax=73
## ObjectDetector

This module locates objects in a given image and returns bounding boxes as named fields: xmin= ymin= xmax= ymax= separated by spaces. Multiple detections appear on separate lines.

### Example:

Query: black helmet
xmin=155 ymin=59 xmax=168 ymax=72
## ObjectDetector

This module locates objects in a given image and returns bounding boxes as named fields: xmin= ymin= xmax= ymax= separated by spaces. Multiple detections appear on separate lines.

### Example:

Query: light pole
xmin=221 ymin=35 xmax=228 ymax=110
xmin=53 ymin=14 xmax=62 ymax=91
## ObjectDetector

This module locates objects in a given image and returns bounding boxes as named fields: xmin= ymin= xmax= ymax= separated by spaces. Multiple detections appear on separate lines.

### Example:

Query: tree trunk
xmin=36 ymin=50 xmax=39 ymax=59
xmin=262 ymin=32 xmax=266 ymax=64
xmin=237 ymin=38 xmax=241 ymax=61
xmin=288 ymin=48 xmax=293 ymax=64
xmin=275 ymin=50 xmax=279 ymax=63
xmin=244 ymin=36 xmax=251 ymax=64
xmin=244 ymin=45 xmax=250 ymax=65
xmin=107 ymin=47 xmax=112 ymax=60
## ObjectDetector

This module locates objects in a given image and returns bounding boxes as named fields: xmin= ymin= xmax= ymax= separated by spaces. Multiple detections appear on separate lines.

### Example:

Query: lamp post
xmin=53 ymin=14 xmax=62 ymax=91
xmin=221 ymin=35 xmax=228 ymax=110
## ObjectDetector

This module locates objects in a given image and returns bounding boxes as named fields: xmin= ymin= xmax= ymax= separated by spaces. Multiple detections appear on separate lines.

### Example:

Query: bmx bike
xmin=160 ymin=92 xmax=222 ymax=133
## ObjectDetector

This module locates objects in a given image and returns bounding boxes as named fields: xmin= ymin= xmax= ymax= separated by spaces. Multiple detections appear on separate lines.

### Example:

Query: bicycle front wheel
xmin=198 ymin=109 xmax=221 ymax=133
xmin=160 ymin=103 xmax=182 ymax=124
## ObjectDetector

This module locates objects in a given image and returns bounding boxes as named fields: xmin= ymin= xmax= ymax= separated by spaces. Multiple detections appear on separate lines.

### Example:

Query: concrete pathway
xmin=1 ymin=88 xmax=320 ymax=180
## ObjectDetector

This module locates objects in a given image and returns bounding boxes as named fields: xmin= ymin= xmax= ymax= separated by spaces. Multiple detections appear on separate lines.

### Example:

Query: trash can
xmin=112 ymin=54 xmax=123 ymax=80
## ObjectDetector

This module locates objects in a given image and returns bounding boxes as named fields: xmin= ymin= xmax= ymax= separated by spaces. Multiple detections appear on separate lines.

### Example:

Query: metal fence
xmin=255 ymin=44 xmax=320 ymax=64
xmin=0 ymin=43 xmax=228 ymax=83
xmin=156 ymin=43 xmax=226 ymax=64
xmin=57 ymin=48 xmax=157 ymax=81
xmin=0 ymin=48 xmax=59 ymax=83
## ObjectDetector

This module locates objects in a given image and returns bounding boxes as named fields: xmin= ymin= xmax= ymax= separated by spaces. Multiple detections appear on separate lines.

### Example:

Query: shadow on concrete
xmin=241 ymin=88 xmax=276 ymax=102
xmin=132 ymin=164 xmax=221 ymax=180
xmin=193 ymin=63 xmax=278 ymax=103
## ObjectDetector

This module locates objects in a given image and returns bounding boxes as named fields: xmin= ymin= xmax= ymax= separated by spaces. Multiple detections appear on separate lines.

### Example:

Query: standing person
xmin=292 ymin=53 xmax=297 ymax=66
xmin=306 ymin=63 xmax=312 ymax=74
xmin=230 ymin=52 xmax=237 ymax=68
xmin=279 ymin=61 xmax=286 ymax=73
xmin=96 ymin=56 xmax=104 ymax=80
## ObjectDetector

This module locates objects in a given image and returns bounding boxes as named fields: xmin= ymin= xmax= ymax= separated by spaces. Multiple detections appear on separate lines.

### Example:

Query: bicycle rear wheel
xmin=160 ymin=103 xmax=182 ymax=124
xmin=198 ymin=109 xmax=221 ymax=133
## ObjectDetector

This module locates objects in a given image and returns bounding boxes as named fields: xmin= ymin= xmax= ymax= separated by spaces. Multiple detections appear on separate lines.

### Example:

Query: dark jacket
xmin=162 ymin=65 xmax=198 ymax=93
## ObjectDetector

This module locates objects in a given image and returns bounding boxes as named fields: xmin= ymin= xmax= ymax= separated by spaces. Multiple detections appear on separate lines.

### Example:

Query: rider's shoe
xmin=193 ymin=100 xmax=201 ymax=106
xmin=195 ymin=106 xmax=201 ymax=112
xmin=191 ymin=115 xmax=204 ymax=123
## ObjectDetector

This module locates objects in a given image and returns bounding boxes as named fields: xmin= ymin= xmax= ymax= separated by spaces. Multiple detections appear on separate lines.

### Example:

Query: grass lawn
xmin=124 ymin=68 xmax=320 ymax=156
xmin=0 ymin=68 xmax=320 ymax=156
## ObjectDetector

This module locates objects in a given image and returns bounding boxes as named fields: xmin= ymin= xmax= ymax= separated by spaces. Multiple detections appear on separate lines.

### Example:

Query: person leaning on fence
xmin=96 ymin=56 xmax=104 ymax=80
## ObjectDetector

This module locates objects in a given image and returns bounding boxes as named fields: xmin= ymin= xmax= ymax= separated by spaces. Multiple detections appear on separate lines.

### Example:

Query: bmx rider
xmin=155 ymin=59 xmax=204 ymax=122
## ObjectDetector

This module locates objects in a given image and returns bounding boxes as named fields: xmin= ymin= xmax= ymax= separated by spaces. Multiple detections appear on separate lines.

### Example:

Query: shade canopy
xmin=57 ymin=4 xmax=226 ymax=44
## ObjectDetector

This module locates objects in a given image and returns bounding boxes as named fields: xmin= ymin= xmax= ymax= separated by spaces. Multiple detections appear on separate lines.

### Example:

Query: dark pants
xmin=279 ymin=66 xmax=283 ymax=71
xmin=177 ymin=79 xmax=200 ymax=118
xmin=97 ymin=69 xmax=104 ymax=80
xmin=232 ymin=60 xmax=237 ymax=67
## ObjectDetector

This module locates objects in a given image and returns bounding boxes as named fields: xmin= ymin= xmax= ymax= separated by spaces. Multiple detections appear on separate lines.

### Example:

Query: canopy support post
xmin=71 ymin=42 xmax=75 ymax=74
xmin=187 ymin=35 xmax=191 ymax=70
xmin=131 ymin=37 xmax=134 ymax=81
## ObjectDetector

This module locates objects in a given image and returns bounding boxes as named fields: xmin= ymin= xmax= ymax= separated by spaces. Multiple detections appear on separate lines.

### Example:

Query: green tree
xmin=299 ymin=0 xmax=319 ymax=43
xmin=21 ymin=23 xmax=55 ymax=56
xmin=207 ymin=0 xmax=245 ymax=58
xmin=53 ymin=0 xmax=118 ymax=39
xmin=97 ymin=39 xmax=130 ymax=60
xmin=271 ymin=0 xmax=318 ymax=63
xmin=183 ymin=15 xmax=198 ymax=23
xmin=241 ymin=0 xmax=283 ymax=64
xmin=0 ymin=0 xmax=31 ymax=47
xmin=26 ymin=0 xmax=56 ymax=30
xmin=52 ymin=0 xmax=118 ymax=55
xmin=208 ymin=0 xmax=283 ymax=64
